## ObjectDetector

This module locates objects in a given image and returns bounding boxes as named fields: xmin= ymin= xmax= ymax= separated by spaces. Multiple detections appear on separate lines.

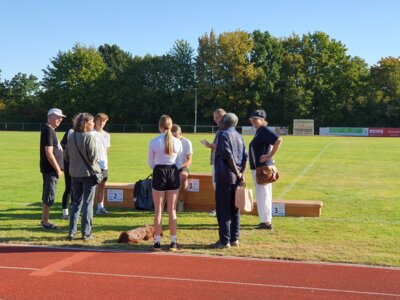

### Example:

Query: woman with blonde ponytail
xmin=148 ymin=115 xmax=183 ymax=251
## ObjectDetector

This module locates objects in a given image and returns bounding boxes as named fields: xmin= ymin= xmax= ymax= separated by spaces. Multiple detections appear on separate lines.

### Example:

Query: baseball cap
xmin=250 ymin=109 xmax=267 ymax=120
xmin=47 ymin=108 xmax=66 ymax=118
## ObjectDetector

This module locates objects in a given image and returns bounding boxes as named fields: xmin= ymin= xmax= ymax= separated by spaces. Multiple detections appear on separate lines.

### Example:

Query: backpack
xmin=133 ymin=174 xmax=154 ymax=210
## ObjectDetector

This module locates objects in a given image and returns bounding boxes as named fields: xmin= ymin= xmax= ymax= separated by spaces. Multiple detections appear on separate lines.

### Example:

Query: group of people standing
xmin=39 ymin=109 xmax=110 ymax=241
xmin=39 ymin=106 xmax=282 ymax=250
xmin=148 ymin=109 xmax=282 ymax=250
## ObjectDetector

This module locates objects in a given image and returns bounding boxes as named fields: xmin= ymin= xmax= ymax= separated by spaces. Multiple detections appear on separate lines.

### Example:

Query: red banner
xmin=369 ymin=128 xmax=400 ymax=137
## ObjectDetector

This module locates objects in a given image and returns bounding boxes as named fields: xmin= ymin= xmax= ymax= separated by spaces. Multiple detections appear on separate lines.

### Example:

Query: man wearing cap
xmin=212 ymin=113 xmax=247 ymax=249
xmin=39 ymin=108 xmax=65 ymax=229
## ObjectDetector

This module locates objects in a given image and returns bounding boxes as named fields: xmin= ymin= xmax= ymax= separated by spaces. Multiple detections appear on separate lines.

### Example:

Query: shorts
xmin=42 ymin=171 xmax=58 ymax=206
xmin=152 ymin=164 xmax=180 ymax=191
xmin=101 ymin=169 xmax=108 ymax=182
xmin=179 ymin=167 xmax=190 ymax=174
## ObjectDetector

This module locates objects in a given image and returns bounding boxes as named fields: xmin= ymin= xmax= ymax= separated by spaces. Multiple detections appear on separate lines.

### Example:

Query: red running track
xmin=0 ymin=244 xmax=399 ymax=299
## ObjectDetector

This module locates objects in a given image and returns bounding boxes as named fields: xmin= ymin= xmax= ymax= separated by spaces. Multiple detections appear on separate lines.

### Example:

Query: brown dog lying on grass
xmin=118 ymin=225 xmax=156 ymax=244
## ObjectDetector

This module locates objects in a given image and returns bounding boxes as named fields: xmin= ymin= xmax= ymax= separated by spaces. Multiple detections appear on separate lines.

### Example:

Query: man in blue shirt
xmin=213 ymin=113 xmax=248 ymax=248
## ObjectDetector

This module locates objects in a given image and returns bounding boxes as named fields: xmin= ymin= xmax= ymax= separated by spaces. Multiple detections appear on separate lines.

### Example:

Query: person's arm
xmin=226 ymin=157 xmax=244 ymax=183
xmin=259 ymin=137 xmax=283 ymax=162
xmin=45 ymin=146 xmax=62 ymax=178
xmin=180 ymin=154 xmax=192 ymax=169
xmin=148 ymin=141 xmax=155 ymax=169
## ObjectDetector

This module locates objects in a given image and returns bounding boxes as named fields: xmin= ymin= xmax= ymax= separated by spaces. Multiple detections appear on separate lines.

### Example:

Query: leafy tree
xmin=369 ymin=57 xmax=400 ymax=126
xmin=41 ymin=43 xmax=107 ymax=116
xmin=1 ymin=73 xmax=41 ymax=121
xmin=167 ymin=39 xmax=196 ymax=123
xmin=250 ymin=30 xmax=284 ymax=124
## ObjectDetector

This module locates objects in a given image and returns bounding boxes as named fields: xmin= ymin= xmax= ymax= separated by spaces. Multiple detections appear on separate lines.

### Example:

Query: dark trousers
xmin=69 ymin=177 xmax=96 ymax=237
xmin=62 ymin=161 xmax=72 ymax=209
xmin=215 ymin=182 xmax=240 ymax=245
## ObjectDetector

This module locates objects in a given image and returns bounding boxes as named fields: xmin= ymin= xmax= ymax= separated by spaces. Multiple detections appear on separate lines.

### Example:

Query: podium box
xmin=104 ymin=183 xmax=135 ymax=208
xmin=104 ymin=173 xmax=323 ymax=217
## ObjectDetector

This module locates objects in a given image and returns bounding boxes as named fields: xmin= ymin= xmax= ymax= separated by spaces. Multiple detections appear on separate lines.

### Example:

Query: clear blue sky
xmin=1 ymin=0 xmax=399 ymax=81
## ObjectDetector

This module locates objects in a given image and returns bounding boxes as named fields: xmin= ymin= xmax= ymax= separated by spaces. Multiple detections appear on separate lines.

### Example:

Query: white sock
xmin=154 ymin=235 xmax=161 ymax=243
xmin=170 ymin=235 xmax=177 ymax=243
xmin=97 ymin=203 xmax=104 ymax=209
xmin=62 ymin=209 xmax=69 ymax=216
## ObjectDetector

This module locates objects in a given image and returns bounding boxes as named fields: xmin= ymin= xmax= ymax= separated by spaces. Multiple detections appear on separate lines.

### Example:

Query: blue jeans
xmin=215 ymin=182 xmax=240 ymax=245
xmin=69 ymin=176 xmax=96 ymax=237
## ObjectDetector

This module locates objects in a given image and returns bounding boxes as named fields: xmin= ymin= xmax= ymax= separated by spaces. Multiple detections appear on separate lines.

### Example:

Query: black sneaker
xmin=257 ymin=223 xmax=274 ymax=230
xmin=66 ymin=233 xmax=75 ymax=241
xmin=169 ymin=242 xmax=178 ymax=252
xmin=153 ymin=242 xmax=161 ymax=251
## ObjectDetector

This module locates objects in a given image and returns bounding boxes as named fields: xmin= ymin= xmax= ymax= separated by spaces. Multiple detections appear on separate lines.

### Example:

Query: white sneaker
xmin=96 ymin=207 xmax=111 ymax=215
xmin=208 ymin=210 xmax=216 ymax=217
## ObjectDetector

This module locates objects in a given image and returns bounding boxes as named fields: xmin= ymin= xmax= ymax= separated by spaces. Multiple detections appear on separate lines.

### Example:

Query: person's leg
xmin=215 ymin=182 xmax=233 ymax=246
xmin=178 ymin=171 xmax=188 ymax=201
xmin=166 ymin=189 xmax=178 ymax=236
xmin=62 ymin=166 xmax=72 ymax=217
xmin=41 ymin=172 xmax=58 ymax=227
xmin=229 ymin=184 xmax=240 ymax=243
xmin=96 ymin=170 xmax=110 ymax=214
xmin=152 ymin=190 xmax=165 ymax=237
xmin=81 ymin=177 xmax=96 ymax=238
xmin=252 ymin=170 xmax=268 ymax=223
xmin=69 ymin=177 xmax=83 ymax=236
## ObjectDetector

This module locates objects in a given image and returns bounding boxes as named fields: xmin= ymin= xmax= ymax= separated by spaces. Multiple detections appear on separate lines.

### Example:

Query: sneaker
xmin=257 ymin=223 xmax=274 ymax=230
xmin=153 ymin=242 xmax=162 ymax=252
xmin=82 ymin=234 xmax=94 ymax=242
xmin=41 ymin=221 xmax=58 ymax=230
xmin=208 ymin=210 xmax=217 ymax=217
xmin=66 ymin=233 xmax=75 ymax=241
xmin=96 ymin=207 xmax=111 ymax=215
xmin=231 ymin=240 xmax=239 ymax=247
xmin=169 ymin=242 xmax=178 ymax=252
xmin=211 ymin=241 xmax=231 ymax=249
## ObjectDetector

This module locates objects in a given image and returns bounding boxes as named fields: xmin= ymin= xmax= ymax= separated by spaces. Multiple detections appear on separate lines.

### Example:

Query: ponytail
xmin=159 ymin=115 xmax=173 ymax=155
xmin=165 ymin=128 xmax=173 ymax=155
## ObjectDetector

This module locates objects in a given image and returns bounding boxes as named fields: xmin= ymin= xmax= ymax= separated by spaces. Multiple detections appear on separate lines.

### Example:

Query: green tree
xmin=1 ymin=73 xmax=41 ymax=121
xmin=250 ymin=30 xmax=284 ymax=124
xmin=196 ymin=30 xmax=259 ymax=122
xmin=369 ymin=57 xmax=400 ymax=126
xmin=41 ymin=44 xmax=107 ymax=116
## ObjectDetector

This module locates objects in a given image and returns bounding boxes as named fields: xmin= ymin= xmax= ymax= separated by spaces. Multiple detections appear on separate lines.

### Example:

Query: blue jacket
xmin=249 ymin=126 xmax=279 ymax=170
xmin=214 ymin=127 xmax=247 ymax=184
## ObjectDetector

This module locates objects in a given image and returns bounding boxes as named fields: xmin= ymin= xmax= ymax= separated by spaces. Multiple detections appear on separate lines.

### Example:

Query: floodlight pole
xmin=194 ymin=88 xmax=198 ymax=133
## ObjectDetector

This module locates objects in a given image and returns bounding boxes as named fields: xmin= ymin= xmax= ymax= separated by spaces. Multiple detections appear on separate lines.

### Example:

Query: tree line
xmin=0 ymin=30 xmax=399 ymax=128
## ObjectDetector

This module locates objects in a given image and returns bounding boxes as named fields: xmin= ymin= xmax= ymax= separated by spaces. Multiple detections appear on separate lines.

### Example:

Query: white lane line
xmin=58 ymin=269 xmax=400 ymax=298
xmin=1 ymin=265 xmax=399 ymax=297
xmin=277 ymin=140 xmax=337 ymax=199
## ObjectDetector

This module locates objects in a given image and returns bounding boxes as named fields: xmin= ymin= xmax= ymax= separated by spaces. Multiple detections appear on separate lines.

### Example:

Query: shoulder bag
xmin=251 ymin=145 xmax=279 ymax=185
xmin=73 ymin=133 xmax=103 ymax=185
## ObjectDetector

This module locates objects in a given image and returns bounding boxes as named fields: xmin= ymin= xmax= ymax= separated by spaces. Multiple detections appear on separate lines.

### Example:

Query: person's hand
xmin=259 ymin=154 xmax=272 ymax=163
xmin=56 ymin=169 xmax=63 ymax=179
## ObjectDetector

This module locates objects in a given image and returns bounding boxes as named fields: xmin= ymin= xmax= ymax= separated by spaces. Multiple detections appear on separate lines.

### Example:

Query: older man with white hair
xmin=39 ymin=108 xmax=65 ymax=229
xmin=212 ymin=113 xmax=248 ymax=249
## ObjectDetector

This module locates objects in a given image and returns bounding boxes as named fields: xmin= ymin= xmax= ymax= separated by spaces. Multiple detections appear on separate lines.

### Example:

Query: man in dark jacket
xmin=213 ymin=113 xmax=248 ymax=248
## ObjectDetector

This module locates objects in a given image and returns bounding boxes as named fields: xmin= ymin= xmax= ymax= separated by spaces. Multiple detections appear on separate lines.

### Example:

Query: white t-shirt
xmin=90 ymin=130 xmax=110 ymax=170
xmin=148 ymin=133 xmax=182 ymax=169
xmin=175 ymin=137 xmax=193 ymax=169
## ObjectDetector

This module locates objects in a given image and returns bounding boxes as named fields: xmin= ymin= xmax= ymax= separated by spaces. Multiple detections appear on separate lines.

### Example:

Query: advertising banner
xmin=369 ymin=128 xmax=400 ymax=137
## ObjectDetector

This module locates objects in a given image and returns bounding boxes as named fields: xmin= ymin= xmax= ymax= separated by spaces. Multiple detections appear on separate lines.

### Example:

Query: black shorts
xmin=42 ymin=171 xmax=58 ymax=206
xmin=152 ymin=165 xmax=180 ymax=191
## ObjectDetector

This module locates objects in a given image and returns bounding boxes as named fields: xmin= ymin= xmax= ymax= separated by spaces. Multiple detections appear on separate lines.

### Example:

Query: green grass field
xmin=0 ymin=131 xmax=399 ymax=266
